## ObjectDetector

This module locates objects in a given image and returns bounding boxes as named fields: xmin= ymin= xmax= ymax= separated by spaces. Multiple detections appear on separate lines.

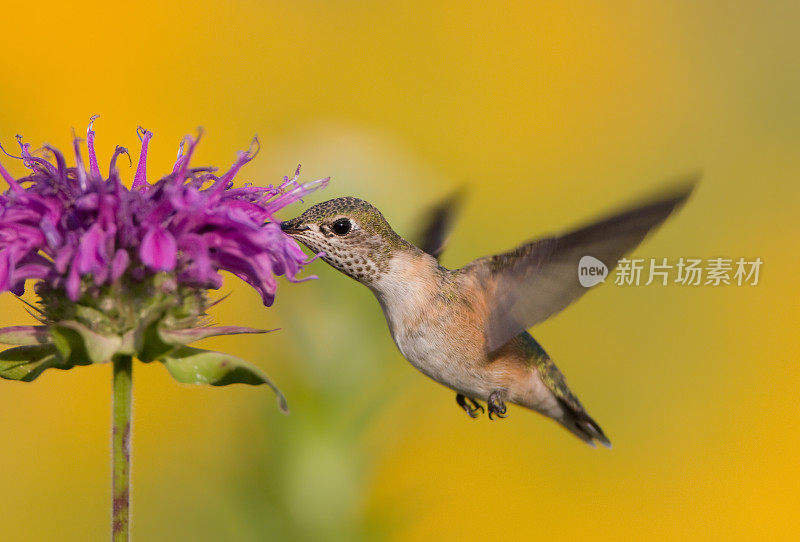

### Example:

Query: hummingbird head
xmin=280 ymin=197 xmax=411 ymax=283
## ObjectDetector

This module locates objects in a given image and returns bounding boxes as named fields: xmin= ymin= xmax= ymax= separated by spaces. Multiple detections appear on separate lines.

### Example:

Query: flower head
xmin=0 ymin=118 xmax=327 ymax=408
xmin=0 ymin=118 xmax=326 ymax=306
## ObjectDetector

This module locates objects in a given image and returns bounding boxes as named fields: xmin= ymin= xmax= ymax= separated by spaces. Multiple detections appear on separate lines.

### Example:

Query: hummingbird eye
xmin=331 ymin=218 xmax=352 ymax=235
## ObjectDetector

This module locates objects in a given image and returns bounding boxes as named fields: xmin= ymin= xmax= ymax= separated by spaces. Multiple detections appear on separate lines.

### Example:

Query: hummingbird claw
xmin=456 ymin=393 xmax=484 ymax=419
xmin=487 ymin=391 xmax=508 ymax=420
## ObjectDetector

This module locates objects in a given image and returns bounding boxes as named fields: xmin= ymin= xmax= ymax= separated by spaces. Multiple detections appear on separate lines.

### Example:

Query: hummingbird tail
xmin=558 ymin=407 xmax=612 ymax=449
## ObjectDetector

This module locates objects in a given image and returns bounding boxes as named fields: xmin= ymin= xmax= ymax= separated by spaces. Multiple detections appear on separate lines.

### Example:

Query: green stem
xmin=111 ymin=355 xmax=133 ymax=541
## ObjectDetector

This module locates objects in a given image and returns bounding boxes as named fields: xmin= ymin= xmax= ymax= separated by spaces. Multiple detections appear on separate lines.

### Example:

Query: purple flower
xmin=0 ymin=119 xmax=328 ymax=306
xmin=0 ymin=118 xmax=329 ymax=408
xmin=0 ymin=121 xmax=324 ymax=532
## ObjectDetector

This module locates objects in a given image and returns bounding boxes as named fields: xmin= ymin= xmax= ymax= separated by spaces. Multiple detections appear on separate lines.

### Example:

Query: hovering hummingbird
xmin=280 ymin=180 xmax=695 ymax=447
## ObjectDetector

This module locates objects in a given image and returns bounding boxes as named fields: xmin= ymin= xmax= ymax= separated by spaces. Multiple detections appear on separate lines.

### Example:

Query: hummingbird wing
xmin=468 ymin=179 xmax=697 ymax=353
xmin=412 ymin=189 xmax=465 ymax=260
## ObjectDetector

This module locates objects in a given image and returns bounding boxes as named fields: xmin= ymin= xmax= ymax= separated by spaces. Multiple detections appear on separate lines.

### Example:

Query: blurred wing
xmin=413 ymin=189 xmax=465 ymax=260
xmin=471 ymin=179 xmax=697 ymax=352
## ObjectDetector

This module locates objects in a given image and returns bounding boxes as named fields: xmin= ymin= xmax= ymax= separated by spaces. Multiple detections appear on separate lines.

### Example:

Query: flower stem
xmin=111 ymin=354 xmax=133 ymax=541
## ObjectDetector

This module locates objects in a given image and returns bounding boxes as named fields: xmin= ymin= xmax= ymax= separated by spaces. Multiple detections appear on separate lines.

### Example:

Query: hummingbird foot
xmin=456 ymin=394 xmax=484 ymax=419
xmin=487 ymin=391 xmax=508 ymax=420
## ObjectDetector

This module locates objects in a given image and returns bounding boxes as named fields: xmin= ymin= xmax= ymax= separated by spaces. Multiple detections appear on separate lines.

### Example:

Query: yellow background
xmin=1 ymin=1 xmax=798 ymax=540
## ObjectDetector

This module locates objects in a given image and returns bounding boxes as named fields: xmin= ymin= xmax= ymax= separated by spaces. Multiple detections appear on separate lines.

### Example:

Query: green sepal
xmin=135 ymin=320 xmax=173 ymax=363
xmin=0 ymin=344 xmax=64 ymax=381
xmin=51 ymin=321 xmax=122 ymax=365
xmin=158 ymin=346 xmax=288 ymax=413
xmin=0 ymin=326 xmax=52 ymax=345
xmin=158 ymin=326 xmax=273 ymax=346
xmin=133 ymin=302 xmax=174 ymax=362
xmin=118 ymin=329 xmax=137 ymax=356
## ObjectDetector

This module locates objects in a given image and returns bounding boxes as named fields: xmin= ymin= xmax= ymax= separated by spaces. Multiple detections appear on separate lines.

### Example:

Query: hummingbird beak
xmin=280 ymin=219 xmax=310 ymax=234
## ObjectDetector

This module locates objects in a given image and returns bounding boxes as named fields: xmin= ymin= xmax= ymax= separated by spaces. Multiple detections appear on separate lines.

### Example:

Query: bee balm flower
xmin=0 ymin=119 xmax=328 ymax=404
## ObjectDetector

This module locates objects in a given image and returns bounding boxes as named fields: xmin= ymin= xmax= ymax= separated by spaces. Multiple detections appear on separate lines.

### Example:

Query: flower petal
xmin=110 ymin=249 xmax=129 ymax=281
xmin=132 ymin=127 xmax=153 ymax=189
xmin=140 ymin=226 xmax=177 ymax=271
xmin=86 ymin=115 xmax=101 ymax=178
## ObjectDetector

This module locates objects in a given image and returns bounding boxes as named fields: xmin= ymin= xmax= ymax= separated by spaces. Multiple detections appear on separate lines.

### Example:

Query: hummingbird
xmin=280 ymin=180 xmax=695 ymax=447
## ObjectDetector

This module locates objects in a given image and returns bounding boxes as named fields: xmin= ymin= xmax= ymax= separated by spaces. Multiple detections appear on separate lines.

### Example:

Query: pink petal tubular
xmin=87 ymin=115 xmax=101 ymax=178
xmin=132 ymin=127 xmax=153 ymax=189
xmin=0 ymin=157 xmax=23 ymax=193
xmin=140 ymin=226 xmax=177 ymax=271
xmin=209 ymin=137 xmax=260 ymax=198
xmin=111 ymin=249 xmax=130 ymax=281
